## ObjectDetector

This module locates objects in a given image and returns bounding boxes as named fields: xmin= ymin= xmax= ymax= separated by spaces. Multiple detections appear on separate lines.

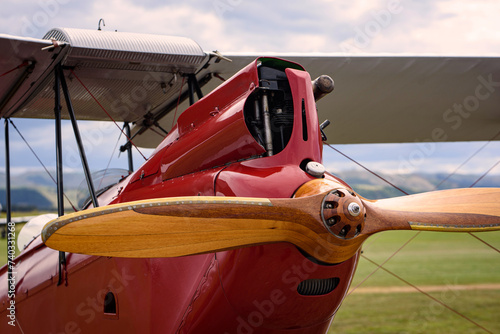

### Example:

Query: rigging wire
xmin=467 ymin=232 xmax=500 ymax=253
xmin=467 ymin=158 xmax=500 ymax=254
xmin=323 ymin=142 xmax=422 ymax=298
xmin=8 ymin=119 xmax=77 ymax=212
xmin=69 ymin=69 xmax=148 ymax=161
xmin=0 ymin=61 xmax=29 ymax=78
xmin=97 ymin=125 xmax=125 ymax=192
xmin=435 ymin=129 xmax=500 ymax=189
xmin=323 ymin=141 xmax=498 ymax=332
xmin=148 ymin=125 xmax=167 ymax=138
xmin=171 ymin=76 xmax=186 ymax=129
xmin=431 ymin=142 xmax=500 ymax=254
xmin=347 ymin=232 xmax=420 ymax=296
xmin=323 ymin=142 xmax=409 ymax=195
xmin=324 ymin=141 xmax=500 ymax=255
xmin=361 ymin=255 xmax=494 ymax=334
xmin=469 ymin=159 xmax=500 ymax=188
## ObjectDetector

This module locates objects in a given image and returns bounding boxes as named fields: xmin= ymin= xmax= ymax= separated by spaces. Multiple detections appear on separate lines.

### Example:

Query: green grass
xmin=329 ymin=231 xmax=500 ymax=333
xmin=331 ymin=290 xmax=500 ymax=334
xmin=0 ymin=222 xmax=26 ymax=266
xmin=0 ymin=211 xmax=41 ymax=266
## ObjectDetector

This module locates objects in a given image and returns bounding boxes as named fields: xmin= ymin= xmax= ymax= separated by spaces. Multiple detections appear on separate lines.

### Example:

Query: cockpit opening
xmin=76 ymin=169 xmax=130 ymax=209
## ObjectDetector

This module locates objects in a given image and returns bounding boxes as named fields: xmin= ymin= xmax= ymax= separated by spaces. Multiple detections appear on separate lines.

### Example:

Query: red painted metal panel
xmin=216 ymin=244 xmax=358 ymax=331
xmin=119 ymin=167 xmax=224 ymax=203
xmin=159 ymin=96 xmax=265 ymax=181
xmin=176 ymin=59 xmax=260 ymax=137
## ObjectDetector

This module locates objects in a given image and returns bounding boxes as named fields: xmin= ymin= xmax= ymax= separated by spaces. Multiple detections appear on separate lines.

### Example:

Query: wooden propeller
xmin=42 ymin=180 xmax=500 ymax=264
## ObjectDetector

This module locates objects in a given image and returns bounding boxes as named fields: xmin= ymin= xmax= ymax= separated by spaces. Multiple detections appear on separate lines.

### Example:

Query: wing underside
xmin=1 ymin=28 xmax=499 ymax=146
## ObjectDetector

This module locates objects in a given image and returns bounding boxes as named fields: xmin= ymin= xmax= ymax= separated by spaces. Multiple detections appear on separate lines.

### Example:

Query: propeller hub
xmin=321 ymin=189 xmax=366 ymax=239
xmin=348 ymin=202 xmax=361 ymax=217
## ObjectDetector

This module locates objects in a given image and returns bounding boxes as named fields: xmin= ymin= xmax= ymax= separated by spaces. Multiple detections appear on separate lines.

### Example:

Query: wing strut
xmin=123 ymin=122 xmax=134 ymax=173
xmin=54 ymin=64 xmax=104 ymax=284
xmin=53 ymin=65 xmax=66 ymax=286
xmin=187 ymin=73 xmax=203 ymax=105
xmin=58 ymin=65 xmax=98 ymax=208
xmin=4 ymin=119 xmax=13 ymax=296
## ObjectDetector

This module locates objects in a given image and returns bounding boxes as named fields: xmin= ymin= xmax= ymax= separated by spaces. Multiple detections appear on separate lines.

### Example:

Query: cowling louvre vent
xmin=297 ymin=277 xmax=340 ymax=296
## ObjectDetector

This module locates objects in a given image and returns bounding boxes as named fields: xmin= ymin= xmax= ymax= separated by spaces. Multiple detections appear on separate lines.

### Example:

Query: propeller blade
xmin=42 ymin=195 xmax=349 ymax=261
xmin=41 ymin=179 xmax=500 ymax=264
xmin=362 ymin=188 xmax=500 ymax=234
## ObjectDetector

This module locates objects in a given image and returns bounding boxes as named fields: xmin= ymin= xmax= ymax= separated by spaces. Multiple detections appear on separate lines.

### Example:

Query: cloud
xmin=0 ymin=0 xmax=93 ymax=37
xmin=359 ymin=0 xmax=500 ymax=54
xmin=2 ymin=0 xmax=498 ymax=54
xmin=85 ymin=0 xmax=230 ymax=51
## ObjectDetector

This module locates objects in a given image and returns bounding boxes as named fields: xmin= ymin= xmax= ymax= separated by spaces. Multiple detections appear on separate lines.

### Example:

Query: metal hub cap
xmin=348 ymin=202 xmax=361 ymax=217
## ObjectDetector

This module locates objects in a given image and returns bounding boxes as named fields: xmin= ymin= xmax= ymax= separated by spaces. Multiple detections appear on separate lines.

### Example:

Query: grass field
xmin=329 ymin=230 xmax=500 ymax=333
xmin=0 ymin=211 xmax=46 ymax=265
xmin=0 ymin=220 xmax=26 ymax=266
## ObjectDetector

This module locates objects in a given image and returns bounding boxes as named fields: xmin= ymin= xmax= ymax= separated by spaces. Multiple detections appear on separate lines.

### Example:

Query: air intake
xmin=297 ymin=277 xmax=340 ymax=296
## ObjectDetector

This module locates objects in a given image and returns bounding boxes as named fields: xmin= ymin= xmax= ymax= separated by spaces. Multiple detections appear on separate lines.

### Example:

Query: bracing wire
xmin=362 ymin=255 xmax=494 ymax=334
xmin=435 ymin=129 xmax=500 ymax=189
xmin=324 ymin=140 xmax=498 ymax=333
xmin=69 ymin=69 xmax=148 ymax=161
xmin=9 ymin=119 xmax=77 ymax=212
xmin=171 ymin=76 xmax=186 ymax=129
xmin=467 ymin=159 xmax=500 ymax=254
xmin=323 ymin=142 xmax=409 ymax=195
xmin=96 ymin=125 xmax=125 ymax=192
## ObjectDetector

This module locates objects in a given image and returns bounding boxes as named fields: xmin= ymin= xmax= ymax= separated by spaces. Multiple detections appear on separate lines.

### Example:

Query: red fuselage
xmin=0 ymin=58 xmax=359 ymax=333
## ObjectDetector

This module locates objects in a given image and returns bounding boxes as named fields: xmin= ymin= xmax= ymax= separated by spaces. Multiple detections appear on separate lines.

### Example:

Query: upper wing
xmin=132 ymin=54 xmax=500 ymax=147
xmin=0 ymin=28 xmax=207 ymax=123
xmin=295 ymin=54 xmax=500 ymax=145
xmin=1 ymin=28 xmax=499 ymax=146
xmin=134 ymin=53 xmax=500 ymax=147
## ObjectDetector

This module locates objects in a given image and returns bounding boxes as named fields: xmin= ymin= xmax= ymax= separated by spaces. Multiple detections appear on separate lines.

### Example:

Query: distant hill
xmin=0 ymin=170 xmax=85 ymax=211
xmin=332 ymin=170 xmax=500 ymax=199
xmin=0 ymin=188 xmax=54 ymax=211
xmin=0 ymin=170 xmax=85 ymax=189
xmin=0 ymin=169 xmax=499 ymax=210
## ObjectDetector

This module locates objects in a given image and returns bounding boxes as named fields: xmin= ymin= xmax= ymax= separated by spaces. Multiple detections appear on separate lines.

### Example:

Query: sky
xmin=1 ymin=0 xmax=500 ymax=183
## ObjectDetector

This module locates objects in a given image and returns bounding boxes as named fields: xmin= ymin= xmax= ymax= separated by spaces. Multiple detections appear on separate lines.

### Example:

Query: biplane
xmin=0 ymin=27 xmax=499 ymax=333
